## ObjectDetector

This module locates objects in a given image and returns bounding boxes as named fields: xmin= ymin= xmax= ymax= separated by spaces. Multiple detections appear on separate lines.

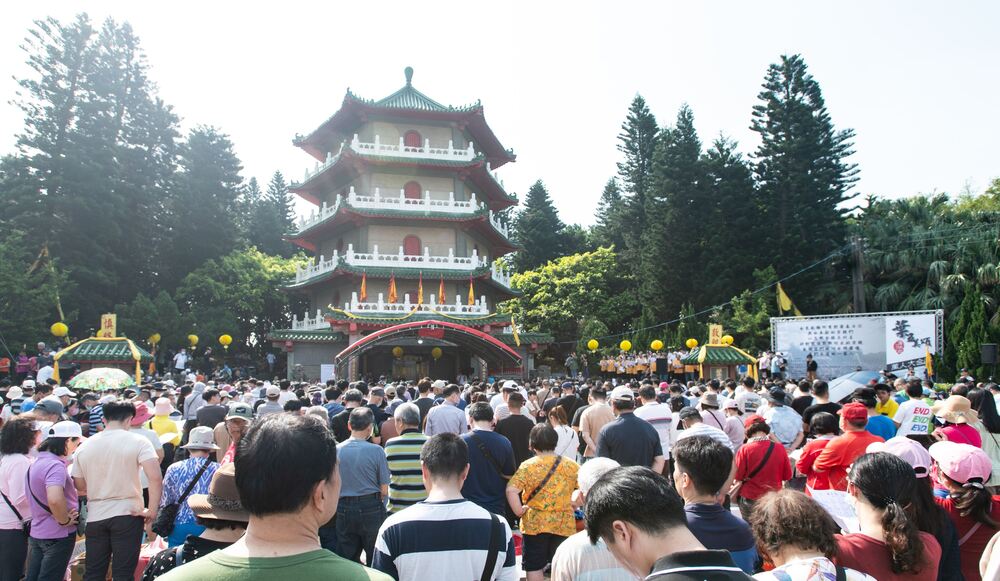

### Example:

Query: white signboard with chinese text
xmin=771 ymin=311 xmax=942 ymax=379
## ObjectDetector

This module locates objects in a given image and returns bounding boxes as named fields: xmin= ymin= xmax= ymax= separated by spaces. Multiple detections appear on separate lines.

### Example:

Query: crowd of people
xmin=2 ymin=364 xmax=1000 ymax=580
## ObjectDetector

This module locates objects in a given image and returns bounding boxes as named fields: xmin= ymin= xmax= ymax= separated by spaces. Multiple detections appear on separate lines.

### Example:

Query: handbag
xmin=0 ymin=459 xmax=30 ymax=535
xmin=152 ymin=459 xmax=211 ymax=538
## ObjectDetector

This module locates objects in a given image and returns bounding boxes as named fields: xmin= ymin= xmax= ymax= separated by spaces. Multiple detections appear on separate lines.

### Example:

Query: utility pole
xmin=851 ymin=235 xmax=867 ymax=313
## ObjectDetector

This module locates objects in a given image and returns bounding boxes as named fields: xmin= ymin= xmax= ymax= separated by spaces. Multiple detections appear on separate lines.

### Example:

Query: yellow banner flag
xmin=468 ymin=276 xmax=475 ymax=306
xmin=776 ymin=283 xmax=804 ymax=318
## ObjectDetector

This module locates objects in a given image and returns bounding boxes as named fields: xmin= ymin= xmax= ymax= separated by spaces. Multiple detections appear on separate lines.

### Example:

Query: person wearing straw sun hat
xmin=158 ymin=427 xmax=219 ymax=547
xmin=141 ymin=463 xmax=248 ymax=580
xmin=931 ymin=395 xmax=982 ymax=448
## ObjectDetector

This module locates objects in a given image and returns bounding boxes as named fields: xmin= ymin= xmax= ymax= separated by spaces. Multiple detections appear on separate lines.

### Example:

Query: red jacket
xmin=797 ymin=436 xmax=836 ymax=491
xmin=814 ymin=430 xmax=884 ymax=491
xmin=734 ymin=437 xmax=792 ymax=500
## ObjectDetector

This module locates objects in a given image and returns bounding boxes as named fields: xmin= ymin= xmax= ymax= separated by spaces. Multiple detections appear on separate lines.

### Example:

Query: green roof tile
xmin=267 ymin=329 xmax=347 ymax=343
xmin=496 ymin=332 xmax=554 ymax=346
xmin=680 ymin=345 xmax=756 ymax=365
xmin=58 ymin=338 xmax=153 ymax=363
xmin=348 ymin=67 xmax=480 ymax=113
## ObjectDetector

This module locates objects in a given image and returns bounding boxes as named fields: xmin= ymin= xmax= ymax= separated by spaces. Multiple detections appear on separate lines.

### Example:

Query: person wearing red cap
xmin=812 ymin=403 xmax=884 ymax=491
xmin=930 ymin=441 xmax=999 ymax=581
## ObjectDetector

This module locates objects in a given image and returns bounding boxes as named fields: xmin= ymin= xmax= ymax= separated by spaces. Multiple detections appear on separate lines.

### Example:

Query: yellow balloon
xmin=619 ymin=340 xmax=632 ymax=352
xmin=50 ymin=322 xmax=68 ymax=338
xmin=219 ymin=334 xmax=233 ymax=348
xmin=650 ymin=339 xmax=664 ymax=351
xmin=685 ymin=338 xmax=698 ymax=349
xmin=148 ymin=333 xmax=161 ymax=345
xmin=587 ymin=339 xmax=599 ymax=351
xmin=431 ymin=347 xmax=442 ymax=360
xmin=722 ymin=335 xmax=734 ymax=346
xmin=188 ymin=334 xmax=199 ymax=347
xmin=392 ymin=346 xmax=404 ymax=358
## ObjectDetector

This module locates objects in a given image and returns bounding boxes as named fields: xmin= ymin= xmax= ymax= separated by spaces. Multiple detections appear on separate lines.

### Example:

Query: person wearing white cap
xmin=158 ymin=427 xmax=219 ymax=547
xmin=52 ymin=386 xmax=76 ymax=407
xmin=0 ymin=386 xmax=25 ymax=422
xmin=25 ymin=421 xmax=83 ymax=581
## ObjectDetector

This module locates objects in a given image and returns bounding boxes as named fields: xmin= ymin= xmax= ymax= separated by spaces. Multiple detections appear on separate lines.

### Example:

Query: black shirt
xmin=571 ymin=404 xmax=591 ymax=455
xmin=596 ymin=412 xmax=663 ymax=468
xmin=806 ymin=360 xmax=818 ymax=372
xmin=331 ymin=408 xmax=352 ymax=442
xmin=802 ymin=401 xmax=842 ymax=430
xmin=495 ymin=414 xmax=535 ymax=468
xmin=367 ymin=403 xmax=389 ymax=426
xmin=196 ymin=404 xmax=227 ymax=428
xmin=791 ymin=395 xmax=814 ymax=416
xmin=413 ymin=397 xmax=435 ymax=425
xmin=647 ymin=550 xmax=753 ymax=580
xmin=558 ymin=394 xmax=582 ymax=420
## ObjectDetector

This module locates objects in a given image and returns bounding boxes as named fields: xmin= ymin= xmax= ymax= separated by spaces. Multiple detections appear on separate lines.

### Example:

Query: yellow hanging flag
xmin=511 ymin=317 xmax=521 ymax=347
xmin=417 ymin=272 xmax=424 ymax=305
xmin=925 ymin=346 xmax=934 ymax=379
xmin=438 ymin=275 xmax=445 ymax=303
xmin=359 ymin=272 xmax=368 ymax=302
xmin=468 ymin=276 xmax=475 ymax=306
xmin=776 ymin=283 xmax=804 ymax=317
xmin=388 ymin=274 xmax=398 ymax=304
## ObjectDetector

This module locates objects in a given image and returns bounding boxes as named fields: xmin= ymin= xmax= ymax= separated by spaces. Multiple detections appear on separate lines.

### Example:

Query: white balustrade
xmin=294 ymin=244 xmax=490 ymax=284
xmin=346 ymin=186 xmax=482 ymax=214
xmin=487 ymin=210 xmax=509 ymax=238
xmin=351 ymin=134 xmax=476 ymax=162
xmin=295 ymin=195 xmax=342 ymax=231
xmin=291 ymin=309 xmax=328 ymax=330
xmin=345 ymin=291 xmax=490 ymax=315
xmin=491 ymin=262 xmax=513 ymax=289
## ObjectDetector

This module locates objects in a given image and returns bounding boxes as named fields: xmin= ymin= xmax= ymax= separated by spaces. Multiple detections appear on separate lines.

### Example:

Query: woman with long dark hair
xmin=0 ymin=417 xmax=39 ymax=581
xmin=967 ymin=387 xmax=1000 ymax=486
xmin=930 ymin=441 xmax=1000 ymax=581
xmin=836 ymin=452 xmax=941 ymax=580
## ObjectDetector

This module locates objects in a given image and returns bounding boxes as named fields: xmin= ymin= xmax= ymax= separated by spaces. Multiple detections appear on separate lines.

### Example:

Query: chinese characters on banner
xmin=708 ymin=324 xmax=723 ymax=345
xmin=98 ymin=314 xmax=117 ymax=338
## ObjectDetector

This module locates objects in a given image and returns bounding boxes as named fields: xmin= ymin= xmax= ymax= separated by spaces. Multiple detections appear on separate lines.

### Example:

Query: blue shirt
xmin=763 ymin=405 xmax=803 ymax=447
xmin=21 ymin=400 xmax=36 ymax=413
xmin=866 ymin=414 xmax=897 ymax=441
xmin=460 ymin=429 xmax=515 ymax=514
xmin=336 ymin=438 xmax=389 ymax=497
xmin=684 ymin=502 xmax=757 ymax=573
xmin=160 ymin=457 xmax=218 ymax=525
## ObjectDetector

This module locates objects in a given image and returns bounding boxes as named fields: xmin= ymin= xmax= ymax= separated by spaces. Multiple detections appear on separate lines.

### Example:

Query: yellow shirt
xmin=875 ymin=398 xmax=899 ymax=418
xmin=510 ymin=455 xmax=579 ymax=537
xmin=150 ymin=415 xmax=181 ymax=446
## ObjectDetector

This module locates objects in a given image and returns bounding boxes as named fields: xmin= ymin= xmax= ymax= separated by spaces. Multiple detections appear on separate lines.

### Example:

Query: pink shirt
xmin=0 ymin=453 xmax=32 ymax=529
xmin=941 ymin=423 xmax=982 ymax=447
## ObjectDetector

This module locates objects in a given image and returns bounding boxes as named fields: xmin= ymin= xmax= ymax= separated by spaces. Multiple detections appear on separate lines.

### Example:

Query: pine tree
xmin=511 ymin=180 xmax=567 ymax=271
xmin=644 ymin=104 xmax=705 ymax=322
xmin=751 ymin=54 xmax=858 ymax=310
xmin=591 ymin=178 xmax=625 ymax=251
xmin=615 ymin=96 xmax=658 ymax=271
xmin=163 ymin=126 xmax=244 ymax=283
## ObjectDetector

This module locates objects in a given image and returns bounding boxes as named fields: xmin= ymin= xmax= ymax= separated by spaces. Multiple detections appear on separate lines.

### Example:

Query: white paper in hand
xmin=808 ymin=487 xmax=861 ymax=533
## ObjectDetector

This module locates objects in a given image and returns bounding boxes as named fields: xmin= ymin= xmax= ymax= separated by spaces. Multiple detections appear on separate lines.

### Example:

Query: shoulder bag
xmin=25 ymin=464 xmax=83 ymax=534
xmin=480 ymin=511 xmax=502 ymax=581
xmin=470 ymin=432 xmax=513 ymax=480
xmin=152 ymin=459 xmax=211 ymax=538
xmin=523 ymin=456 xmax=562 ymax=505
xmin=729 ymin=442 xmax=775 ymax=500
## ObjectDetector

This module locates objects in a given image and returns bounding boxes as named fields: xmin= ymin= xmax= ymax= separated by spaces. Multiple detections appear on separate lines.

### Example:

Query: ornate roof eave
xmin=267 ymin=329 xmax=347 ymax=343
xmin=324 ymin=309 xmax=515 ymax=328
xmin=285 ymin=204 xmax=517 ymax=254
xmin=679 ymin=345 xmax=757 ymax=365
xmin=289 ymin=148 xmax=516 ymax=209
xmin=292 ymin=68 xmax=515 ymax=168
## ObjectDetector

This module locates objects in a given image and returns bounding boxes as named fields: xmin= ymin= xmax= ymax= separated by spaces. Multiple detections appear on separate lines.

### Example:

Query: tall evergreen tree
xmin=163 ymin=126 xmax=244 ymax=283
xmin=751 ymin=54 xmax=858 ymax=310
xmin=644 ymin=104 xmax=705 ymax=322
xmin=511 ymin=180 xmax=566 ymax=271
xmin=591 ymin=177 xmax=625 ymax=251
xmin=245 ymin=171 xmax=295 ymax=257
xmin=615 ymin=96 xmax=658 ymax=271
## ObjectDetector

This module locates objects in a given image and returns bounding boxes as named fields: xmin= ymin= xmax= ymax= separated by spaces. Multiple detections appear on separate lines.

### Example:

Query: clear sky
xmin=1 ymin=1 xmax=998 ymax=226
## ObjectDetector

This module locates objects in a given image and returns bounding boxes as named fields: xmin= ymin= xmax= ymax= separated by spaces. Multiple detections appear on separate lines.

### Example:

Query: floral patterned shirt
xmin=159 ymin=457 xmax=218 ymax=525
xmin=509 ymin=454 xmax=579 ymax=537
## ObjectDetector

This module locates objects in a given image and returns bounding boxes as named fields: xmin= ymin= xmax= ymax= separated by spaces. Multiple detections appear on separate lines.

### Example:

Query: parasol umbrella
xmin=828 ymin=370 xmax=881 ymax=403
xmin=67 ymin=367 xmax=136 ymax=392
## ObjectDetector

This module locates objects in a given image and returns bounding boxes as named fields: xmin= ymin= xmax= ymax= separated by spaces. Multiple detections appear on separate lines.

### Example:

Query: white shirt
xmin=675 ymin=423 xmax=734 ymax=451
xmin=634 ymin=402 xmax=673 ymax=454
xmin=173 ymin=352 xmax=188 ymax=370
xmin=277 ymin=390 xmax=297 ymax=406
xmin=894 ymin=398 xmax=933 ymax=435
xmin=553 ymin=425 xmax=579 ymax=459
xmin=36 ymin=365 xmax=54 ymax=385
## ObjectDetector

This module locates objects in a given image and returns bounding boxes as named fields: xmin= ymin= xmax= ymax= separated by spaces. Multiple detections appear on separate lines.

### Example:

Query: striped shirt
xmin=384 ymin=430 xmax=428 ymax=513
xmin=373 ymin=499 xmax=517 ymax=581
xmin=88 ymin=404 xmax=104 ymax=434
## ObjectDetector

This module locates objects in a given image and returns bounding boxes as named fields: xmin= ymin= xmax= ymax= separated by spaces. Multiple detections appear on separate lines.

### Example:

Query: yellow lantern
xmin=685 ymin=338 xmax=698 ymax=349
xmin=219 ymin=334 xmax=233 ymax=350
xmin=188 ymin=334 xmax=199 ymax=347
xmin=50 ymin=322 xmax=68 ymax=338
xmin=148 ymin=333 xmax=161 ymax=346
xmin=619 ymin=340 xmax=632 ymax=352
xmin=586 ymin=339 xmax=599 ymax=351
xmin=650 ymin=339 xmax=664 ymax=351
xmin=722 ymin=335 xmax=734 ymax=346
xmin=392 ymin=346 xmax=404 ymax=358
xmin=431 ymin=347 xmax=443 ymax=360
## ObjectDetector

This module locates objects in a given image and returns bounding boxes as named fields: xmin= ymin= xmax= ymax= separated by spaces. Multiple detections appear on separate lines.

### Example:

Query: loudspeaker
xmin=982 ymin=344 xmax=998 ymax=366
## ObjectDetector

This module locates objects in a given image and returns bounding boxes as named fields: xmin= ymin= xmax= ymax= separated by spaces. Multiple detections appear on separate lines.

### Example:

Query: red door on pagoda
xmin=403 ymin=181 xmax=422 ymax=200
xmin=403 ymin=235 xmax=421 ymax=256
xmin=404 ymin=130 xmax=422 ymax=149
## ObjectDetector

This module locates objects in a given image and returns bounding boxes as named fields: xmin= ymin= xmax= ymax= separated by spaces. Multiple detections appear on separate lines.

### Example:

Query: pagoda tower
xmin=269 ymin=68 xmax=548 ymax=381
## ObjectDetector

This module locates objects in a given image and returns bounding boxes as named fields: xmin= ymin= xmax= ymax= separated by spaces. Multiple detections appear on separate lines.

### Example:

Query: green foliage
xmin=591 ymin=178 xmax=626 ymax=251
xmin=0 ymin=231 xmax=72 ymax=350
xmin=710 ymin=267 xmax=778 ymax=352
xmin=511 ymin=180 xmax=568 ymax=271
xmin=244 ymin=171 xmax=295 ymax=257
xmin=503 ymin=247 xmax=639 ymax=343
xmin=953 ymin=286 xmax=992 ymax=379
xmin=616 ymin=96 xmax=659 ymax=274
